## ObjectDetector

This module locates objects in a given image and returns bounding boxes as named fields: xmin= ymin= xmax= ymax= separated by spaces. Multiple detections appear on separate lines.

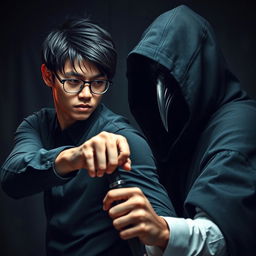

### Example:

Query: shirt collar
xmin=54 ymin=104 xmax=103 ymax=146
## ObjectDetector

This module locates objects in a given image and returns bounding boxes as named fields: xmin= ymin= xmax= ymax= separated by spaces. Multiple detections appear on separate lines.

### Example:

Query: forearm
xmin=146 ymin=209 xmax=227 ymax=256
xmin=1 ymin=146 xmax=75 ymax=198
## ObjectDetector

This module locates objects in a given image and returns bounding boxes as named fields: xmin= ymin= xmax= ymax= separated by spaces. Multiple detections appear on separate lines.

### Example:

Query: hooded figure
xmin=127 ymin=5 xmax=256 ymax=256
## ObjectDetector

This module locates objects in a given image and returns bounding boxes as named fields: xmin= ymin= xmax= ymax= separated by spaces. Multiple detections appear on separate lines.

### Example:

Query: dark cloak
xmin=127 ymin=5 xmax=256 ymax=256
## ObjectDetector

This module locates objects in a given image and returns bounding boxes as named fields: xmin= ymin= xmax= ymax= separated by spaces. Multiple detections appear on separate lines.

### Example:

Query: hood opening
xmin=127 ymin=54 xmax=189 ymax=161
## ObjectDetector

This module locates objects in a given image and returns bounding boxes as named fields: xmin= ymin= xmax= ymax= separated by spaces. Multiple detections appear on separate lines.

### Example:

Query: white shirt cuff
xmin=146 ymin=217 xmax=190 ymax=256
xmin=146 ymin=211 xmax=227 ymax=256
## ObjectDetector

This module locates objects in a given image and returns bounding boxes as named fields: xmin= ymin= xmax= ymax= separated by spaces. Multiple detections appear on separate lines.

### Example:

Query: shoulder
xmin=203 ymin=100 xmax=256 ymax=147
xmin=208 ymin=100 xmax=256 ymax=142
xmin=99 ymin=105 xmax=147 ymax=140
xmin=98 ymin=105 xmax=152 ymax=156
xmin=212 ymin=99 xmax=256 ymax=127
xmin=17 ymin=108 xmax=56 ymax=131
xmin=98 ymin=104 xmax=135 ymax=132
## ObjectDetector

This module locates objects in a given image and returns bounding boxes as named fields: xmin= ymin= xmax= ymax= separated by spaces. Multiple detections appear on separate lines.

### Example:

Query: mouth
xmin=74 ymin=104 xmax=92 ymax=111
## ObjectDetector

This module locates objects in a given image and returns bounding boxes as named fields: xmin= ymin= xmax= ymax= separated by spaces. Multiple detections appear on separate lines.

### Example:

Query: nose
xmin=78 ymin=84 xmax=92 ymax=99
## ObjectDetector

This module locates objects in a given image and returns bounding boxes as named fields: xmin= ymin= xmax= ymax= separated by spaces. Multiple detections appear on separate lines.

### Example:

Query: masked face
xmin=156 ymin=70 xmax=174 ymax=132
xmin=127 ymin=55 xmax=189 ymax=161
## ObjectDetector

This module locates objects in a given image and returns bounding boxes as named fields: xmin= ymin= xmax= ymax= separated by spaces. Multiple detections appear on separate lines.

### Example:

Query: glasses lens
xmin=91 ymin=80 xmax=109 ymax=94
xmin=64 ymin=79 xmax=83 ymax=93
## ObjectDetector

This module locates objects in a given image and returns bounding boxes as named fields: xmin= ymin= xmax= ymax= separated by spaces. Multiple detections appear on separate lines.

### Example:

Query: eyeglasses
xmin=54 ymin=73 xmax=111 ymax=95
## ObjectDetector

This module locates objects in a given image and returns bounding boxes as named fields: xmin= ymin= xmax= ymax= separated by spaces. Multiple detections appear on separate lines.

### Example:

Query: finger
xmin=112 ymin=213 xmax=134 ymax=231
xmin=105 ymin=139 xmax=118 ymax=174
xmin=110 ymin=201 xmax=148 ymax=222
xmin=108 ymin=201 xmax=134 ymax=219
xmin=103 ymin=188 xmax=136 ymax=211
xmin=82 ymin=146 xmax=96 ymax=177
xmin=119 ymin=223 xmax=146 ymax=240
xmin=116 ymin=136 xmax=131 ymax=166
xmin=120 ymin=158 xmax=131 ymax=171
xmin=103 ymin=187 xmax=144 ymax=211
xmin=93 ymin=139 xmax=107 ymax=177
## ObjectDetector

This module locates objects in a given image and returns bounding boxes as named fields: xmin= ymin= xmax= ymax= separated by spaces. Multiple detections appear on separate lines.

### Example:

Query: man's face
xmin=51 ymin=60 xmax=106 ymax=130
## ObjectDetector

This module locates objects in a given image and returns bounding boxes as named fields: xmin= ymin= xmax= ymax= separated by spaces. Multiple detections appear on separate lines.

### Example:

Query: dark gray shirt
xmin=1 ymin=104 xmax=175 ymax=256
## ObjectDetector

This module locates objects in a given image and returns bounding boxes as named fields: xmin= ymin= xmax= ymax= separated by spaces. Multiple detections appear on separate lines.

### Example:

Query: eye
xmin=92 ymin=80 xmax=106 ymax=87
xmin=67 ymin=79 xmax=81 ymax=84
xmin=65 ymin=79 xmax=82 ymax=87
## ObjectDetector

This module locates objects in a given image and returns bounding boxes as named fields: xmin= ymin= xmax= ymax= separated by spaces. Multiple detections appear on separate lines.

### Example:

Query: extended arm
xmin=54 ymin=131 xmax=131 ymax=177
xmin=103 ymin=189 xmax=227 ymax=256
xmin=147 ymin=208 xmax=227 ymax=256
xmin=1 ymin=115 xmax=131 ymax=198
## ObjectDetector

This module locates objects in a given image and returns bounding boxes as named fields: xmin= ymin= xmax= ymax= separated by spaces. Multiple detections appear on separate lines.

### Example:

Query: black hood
xmin=127 ymin=5 xmax=247 ymax=162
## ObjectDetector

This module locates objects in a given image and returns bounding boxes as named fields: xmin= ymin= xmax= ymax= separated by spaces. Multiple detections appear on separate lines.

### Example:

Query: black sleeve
xmin=186 ymin=150 xmax=256 ymax=256
xmin=0 ymin=115 xmax=74 ymax=199
xmin=117 ymin=128 xmax=176 ymax=217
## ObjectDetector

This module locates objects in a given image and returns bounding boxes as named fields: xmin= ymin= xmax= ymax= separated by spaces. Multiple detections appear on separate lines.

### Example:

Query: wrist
xmin=55 ymin=148 xmax=75 ymax=175
xmin=157 ymin=217 xmax=170 ymax=250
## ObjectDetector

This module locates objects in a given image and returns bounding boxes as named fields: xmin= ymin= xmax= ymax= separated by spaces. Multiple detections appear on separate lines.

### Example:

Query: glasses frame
xmin=54 ymin=73 xmax=111 ymax=95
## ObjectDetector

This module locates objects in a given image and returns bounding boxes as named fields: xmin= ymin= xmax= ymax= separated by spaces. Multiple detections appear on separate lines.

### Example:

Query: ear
xmin=41 ymin=64 xmax=54 ymax=87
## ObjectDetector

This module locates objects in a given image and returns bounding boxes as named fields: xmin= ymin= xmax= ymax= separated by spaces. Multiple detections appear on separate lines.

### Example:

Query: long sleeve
xmin=0 ymin=113 xmax=74 ymax=198
xmin=117 ymin=128 xmax=176 ymax=217
xmin=146 ymin=208 xmax=227 ymax=256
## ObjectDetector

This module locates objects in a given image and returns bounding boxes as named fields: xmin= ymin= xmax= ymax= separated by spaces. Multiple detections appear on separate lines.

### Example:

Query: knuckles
xmin=98 ymin=131 xmax=110 ymax=138
xmin=97 ymin=131 xmax=115 ymax=142
xmin=105 ymin=190 xmax=117 ymax=202
xmin=81 ymin=132 xmax=130 ymax=156
xmin=107 ymin=160 xmax=118 ymax=168
xmin=130 ymin=209 xmax=147 ymax=222
xmin=108 ymin=208 xmax=117 ymax=219
xmin=112 ymin=219 xmax=121 ymax=230
xmin=138 ymin=222 xmax=149 ymax=234
xmin=131 ymin=187 xmax=143 ymax=195
xmin=83 ymin=150 xmax=94 ymax=160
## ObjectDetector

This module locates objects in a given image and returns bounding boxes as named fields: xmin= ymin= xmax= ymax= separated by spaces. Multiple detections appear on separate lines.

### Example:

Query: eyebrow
xmin=63 ymin=71 xmax=106 ymax=80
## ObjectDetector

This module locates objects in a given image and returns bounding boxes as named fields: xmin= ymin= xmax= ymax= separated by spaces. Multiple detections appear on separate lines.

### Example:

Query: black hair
xmin=41 ymin=17 xmax=117 ymax=79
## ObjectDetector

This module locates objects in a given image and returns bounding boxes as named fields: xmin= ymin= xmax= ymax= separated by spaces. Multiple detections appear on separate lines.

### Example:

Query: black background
xmin=0 ymin=1 xmax=255 ymax=255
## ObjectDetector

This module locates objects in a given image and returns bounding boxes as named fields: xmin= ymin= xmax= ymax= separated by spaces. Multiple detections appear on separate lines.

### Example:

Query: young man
xmin=0 ymin=17 xmax=175 ymax=255
xmin=104 ymin=5 xmax=256 ymax=256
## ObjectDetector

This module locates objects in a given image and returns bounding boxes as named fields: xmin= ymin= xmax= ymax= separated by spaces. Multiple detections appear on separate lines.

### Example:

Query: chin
xmin=73 ymin=112 xmax=91 ymax=121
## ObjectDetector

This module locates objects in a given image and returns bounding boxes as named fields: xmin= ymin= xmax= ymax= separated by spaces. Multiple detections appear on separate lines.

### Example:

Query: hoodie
xmin=127 ymin=5 xmax=256 ymax=256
